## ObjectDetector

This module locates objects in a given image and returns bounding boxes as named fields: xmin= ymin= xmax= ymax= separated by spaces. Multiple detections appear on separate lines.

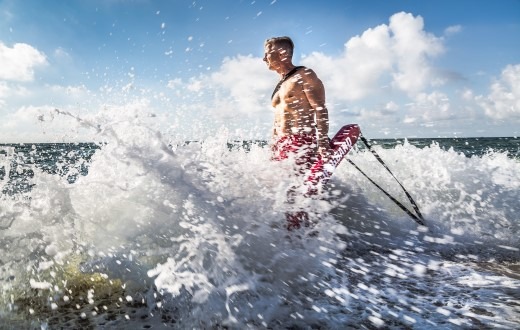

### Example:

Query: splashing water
xmin=0 ymin=107 xmax=519 ymax=329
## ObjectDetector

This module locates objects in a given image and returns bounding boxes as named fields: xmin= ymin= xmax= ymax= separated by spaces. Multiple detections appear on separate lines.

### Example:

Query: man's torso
xmin=272 ymin=67 xmax=317 ymax=139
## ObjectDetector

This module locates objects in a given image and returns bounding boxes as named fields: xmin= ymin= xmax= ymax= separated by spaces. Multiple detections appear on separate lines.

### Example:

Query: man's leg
xmin=284 ymin=135 xmax=316 ymax=230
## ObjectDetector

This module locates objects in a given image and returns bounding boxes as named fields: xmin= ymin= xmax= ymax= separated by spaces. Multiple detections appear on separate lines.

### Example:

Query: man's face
xmin=263 ymin=43 xmax=280 ymax=71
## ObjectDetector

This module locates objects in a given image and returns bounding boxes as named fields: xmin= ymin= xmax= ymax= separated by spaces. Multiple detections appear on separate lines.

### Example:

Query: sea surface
xmin=1 ymin=121 xmax=519 ymax=329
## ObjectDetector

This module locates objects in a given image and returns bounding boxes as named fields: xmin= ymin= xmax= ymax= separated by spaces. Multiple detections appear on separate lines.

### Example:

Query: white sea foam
xmin=0 ymin=108 xmax=518 ymax=328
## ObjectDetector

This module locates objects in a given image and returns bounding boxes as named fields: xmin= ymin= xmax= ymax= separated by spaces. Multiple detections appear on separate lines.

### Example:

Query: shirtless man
xmin=263 ymin=36 xmax=331 ymax=229
xmin=263 ymin=36 xmax=331 ymax=170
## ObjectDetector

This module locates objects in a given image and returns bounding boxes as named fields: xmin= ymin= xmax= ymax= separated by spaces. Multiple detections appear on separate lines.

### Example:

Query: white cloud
xmin=477 ymin=64 xmax=520 ymax=121
xmin=167 ymin=78 xmax=182 ymax=89
xmin=2 ymin=11 xmax=515 ymax=141
xmin=302 ymin=24 xmax=392 ymax=101
xmin=303 ymin=25 xmax=392 ymax=100
xmin=166 ymin=78 xmax=184 ymax=99
xmin=0 ymin=6 xmax=14 ymax=23
xmin=0 ymin=81 xmax=9 ymax=99
xmin=0 ymin=98 xmax=164 ymax=143
xmin=358 ymin=101 xmax=400 ymax=122
xmin=49 ymin=84 xmax=90 ymax=97
xmin=404 ymin=91 xmax=453 ymax=124
xmin=183 ymin=12 xmax=451 ymax=135
xmin=302 ymin=12 xmax=444 ymax=104
xmin=187 ymin=78 xmax=203 ymax=92
xmin=461 ymin=88 xmax=475 ymax=101
xmin=53 ymin=47 xmax=72 ymax=61
xmin=147 ymin=54 xmax=277 ymax=136
xmin=390 ymin=12 xmax=444 ymax=94
xmin=0 ymin=81 xmax=29 ymax=109
xmin=0 ymin=82 xmax=98 ymax=142
xmin=444 ymin=25 xmax=462 ymax=36
xmin=3 ymin=82 xmax=92 ymax=110
xmin=385 ymin=101 xmax=400 ymax=112
xmin=0 ymin=105 xmax=55 ymax=141
xmin=0 ymin=41 xmax=47 ymax=81
xmin=0 ymin=12 xmax=457 ymax=141
xmin=210 ymin=54 xmax=274 ymax=115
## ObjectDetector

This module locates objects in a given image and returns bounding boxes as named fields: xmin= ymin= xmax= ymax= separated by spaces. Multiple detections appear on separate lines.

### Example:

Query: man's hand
xmin=317 ymin=138 xmax=332 ymax=160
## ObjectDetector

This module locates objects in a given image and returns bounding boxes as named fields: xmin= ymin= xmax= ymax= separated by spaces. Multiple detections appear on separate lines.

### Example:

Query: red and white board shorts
xmin=271 ymin=134 xmax=316 ymax=171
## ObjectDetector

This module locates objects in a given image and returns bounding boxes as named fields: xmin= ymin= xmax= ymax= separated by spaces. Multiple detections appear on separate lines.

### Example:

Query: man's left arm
xmin=302 ymin=69 xmax=331 ymax=158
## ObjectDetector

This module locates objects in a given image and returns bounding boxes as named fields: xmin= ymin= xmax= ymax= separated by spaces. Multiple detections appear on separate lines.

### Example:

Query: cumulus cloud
xmin=0 ymin=105 xmax=55 ymax=142
xmin=165 ymin=54 xmax=275 ymax=117
xmin=0 ymin=41 xmax=47 ymax=81
xmin=187 ymin=78 xmax=203 ymax=93
xmin=0 ymin=81 xmax=28 ymax=109
xmin=178 ymin=11 xmax=451 ymax=135
xmin=358 ymin=101 xmax=400 ymax=123
xmin=53 ymin=47 xmax=72 ymax=61
xmin=167 ymin=78 xmax=183 ymax=89
xmin=0 ymin=83 xmax=7 ymax=108
xmin=0 ymin=7 xmax=14 ymax=23
xmin=166 ymin=78 xmax=184 ymax=98
xmin=3 ymin=11 xmax=516 ymax=141
xmin=0 ymin=82 xmax=99 ymax=142
xmin=390 ymin=12 xmax=444 ymax=94
xmin=404 ymin=91 xmax=452 ymax=124
xmin=444 ymin=25 xmax=462 ymax=36
xmin=302 ymin=12 xmax=444 ymax=102
xmin=302 ymin=24 xmax=392 ymax=101
xmin=0 ymin=99 xmax=159 ymax=143
xmin=0 ymin=81 xmax=9 ymax=99
xmin=304 ymin=24 xmax=393 ymax=101
xmin=477 ymin=64 xmax=520 ymax=121
xmin=210 ymin=54 xmax=274 ymax=115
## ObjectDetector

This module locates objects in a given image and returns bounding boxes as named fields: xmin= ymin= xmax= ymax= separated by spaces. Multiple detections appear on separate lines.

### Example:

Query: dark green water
xmin=368 ymin=136 xmax=519 ymax=158
xmin=1 ymin=137 xmax=518 ymax=195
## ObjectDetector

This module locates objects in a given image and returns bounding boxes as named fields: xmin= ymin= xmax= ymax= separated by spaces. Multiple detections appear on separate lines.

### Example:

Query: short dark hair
xmin=265 ymin=36 xmax=294 ymax=57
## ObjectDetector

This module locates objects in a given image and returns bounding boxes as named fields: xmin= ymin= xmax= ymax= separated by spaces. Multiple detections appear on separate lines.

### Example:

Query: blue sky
xmin=0 ymin=0 xmax=519 ymax=142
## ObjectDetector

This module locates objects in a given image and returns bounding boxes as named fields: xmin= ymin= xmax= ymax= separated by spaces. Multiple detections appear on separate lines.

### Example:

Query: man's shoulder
xmin=291 ymin=66 xmax=314 ymax=77
xmin=295 ymin=66 xmax=320 ymax=80
xmin=295 ymin=66 xmax=310 ymax=73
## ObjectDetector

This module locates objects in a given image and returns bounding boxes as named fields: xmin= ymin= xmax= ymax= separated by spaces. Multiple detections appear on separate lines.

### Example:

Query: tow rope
xmin=348 ymin=136 xmax=426 ymax=226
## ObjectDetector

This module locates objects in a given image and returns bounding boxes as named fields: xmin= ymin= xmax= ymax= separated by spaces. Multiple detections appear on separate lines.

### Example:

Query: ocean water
xmin=0 ymin=112 xmax=519 ymax=329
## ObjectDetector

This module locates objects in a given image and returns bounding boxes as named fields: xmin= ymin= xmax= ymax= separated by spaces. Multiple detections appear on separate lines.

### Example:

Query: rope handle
xmin=352 ymin=135 xmax=426 ymax=226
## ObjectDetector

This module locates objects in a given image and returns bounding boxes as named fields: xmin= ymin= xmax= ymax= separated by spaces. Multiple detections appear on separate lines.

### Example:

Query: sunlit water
xmin=1 ymin=110 xmax=519 ymax=329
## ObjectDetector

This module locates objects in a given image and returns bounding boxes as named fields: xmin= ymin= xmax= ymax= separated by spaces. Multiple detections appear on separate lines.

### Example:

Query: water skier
xmin=263 ymin=36 xmax=331 ymax=229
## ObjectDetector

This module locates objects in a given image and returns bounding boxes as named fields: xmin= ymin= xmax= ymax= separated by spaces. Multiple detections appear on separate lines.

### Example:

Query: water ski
xmin=305 ymin=124 xmax=360 ymax=193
